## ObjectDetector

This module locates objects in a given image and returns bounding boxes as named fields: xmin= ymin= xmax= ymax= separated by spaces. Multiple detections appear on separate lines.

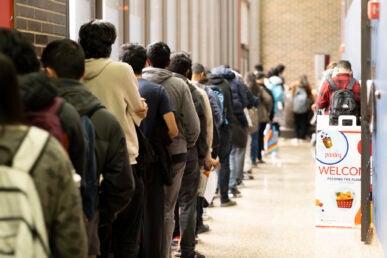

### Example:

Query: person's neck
xmin=135 ymin=73 xmax=142 ymax=79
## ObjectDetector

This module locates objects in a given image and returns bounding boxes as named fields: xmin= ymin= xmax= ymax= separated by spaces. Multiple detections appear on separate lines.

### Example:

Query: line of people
xmin=0 ymin=19 xmax=297 ymax=258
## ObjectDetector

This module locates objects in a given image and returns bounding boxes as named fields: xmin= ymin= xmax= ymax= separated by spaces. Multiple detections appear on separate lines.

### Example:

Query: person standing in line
xmin=142 ymin=42 xmax=200 ymax=258
xmin=78 ymin=20 xmax=147 ymax=258
xmin=207 ymin=70 xmax=236 ymax=207
xmin=291 ymin=75 xmax=314 ymax=141
xmin=41 ymin=39 xmax=136 ymax=258
xmin=0 ymin=52 xmax=87 ymax=258
xmin=169 ymin=51 xmax=209 ymax=258
xmin=255 ymin=72 xmax=274 ymax=164
xmin=120 ymin=42 xmax=179 ymax=258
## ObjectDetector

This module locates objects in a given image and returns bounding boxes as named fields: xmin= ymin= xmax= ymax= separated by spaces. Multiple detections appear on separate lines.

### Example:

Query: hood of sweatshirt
xmin=142 ymin=67 xmax=173 ymax=84
xmin=84 ymin=58 xmax=113 ymax=81
xmin=207 ymin=73 xmax=226 ymax=85
xmin=51 ymin=78 xmax=101 ymax=115
xmin=269 ymin=75 xmax=283 ymax=85
xmin=211 ymin=66 xmax=236 ymax=80
xmin=19 ymin=72 xmax=58 ymax=111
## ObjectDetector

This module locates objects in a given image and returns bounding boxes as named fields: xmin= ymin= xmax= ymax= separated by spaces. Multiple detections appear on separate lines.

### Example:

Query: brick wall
xmin=260 ymin=0 xmax=341 ymax=87
xmin=14 ymin=0 xmax=68 ymax=56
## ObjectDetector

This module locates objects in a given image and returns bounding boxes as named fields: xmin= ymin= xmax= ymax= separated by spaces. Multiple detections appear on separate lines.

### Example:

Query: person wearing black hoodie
xmin=207 ymin=71 xmax=236 ymax=207
xmin=41 ymin=39 xmax=135 ymax=258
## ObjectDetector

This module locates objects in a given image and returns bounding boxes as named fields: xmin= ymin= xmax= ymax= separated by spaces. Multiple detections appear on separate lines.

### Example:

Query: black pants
xmin=257 ymin=122 xmax=267 ymax=160
xmin=174 ymin=158 xmax=200 ymax=257
xmin=111 ymin=165 xmax=144 ymax=258
xmin=139 ymin=162 xmax=165 ymax=258
xmin=293 ymin=112 xmax=309 ymax=139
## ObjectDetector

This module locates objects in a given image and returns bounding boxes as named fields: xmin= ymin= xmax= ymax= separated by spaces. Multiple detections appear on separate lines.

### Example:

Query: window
xmin=103 ymin=0 xmax=124 ymax=60
xmin=69 ymin=0 xmax=95 ymax=41
xmin=129 ymin=0 xmax=145 ymax=44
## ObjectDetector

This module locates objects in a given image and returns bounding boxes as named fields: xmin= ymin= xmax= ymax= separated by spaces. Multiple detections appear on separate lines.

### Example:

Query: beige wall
xmin=260 ymin=0 xmax=341 ymax=86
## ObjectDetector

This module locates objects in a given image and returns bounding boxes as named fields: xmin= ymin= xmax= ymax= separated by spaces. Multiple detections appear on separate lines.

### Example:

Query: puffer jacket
xmin=19 ymin=72 xmax=85 ymax=178
xmin=143 ymin=67 xmax=200 ymax=157
xmin=211 ymin=66 xmax=248 ymax=126
xmin=52 ymin=78 xmax=135 ymax=225
xmin=0 ymin=126 xmax=87 ymax=258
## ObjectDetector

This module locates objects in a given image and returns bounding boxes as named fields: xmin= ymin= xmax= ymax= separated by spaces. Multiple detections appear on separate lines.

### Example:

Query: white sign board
xmin=315 ymin=116 xmax=361 ymax=227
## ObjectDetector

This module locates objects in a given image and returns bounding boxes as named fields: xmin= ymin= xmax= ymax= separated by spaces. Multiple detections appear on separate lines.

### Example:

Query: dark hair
xmin=119 ymin=43 xmax=147 ymax=74
xmin=146 ymin=42 xmax=171 ymax=68
xmin=298 ymin=74 xmax=312 ymax=98
xmin=255 ymin=71 xmax=266 ymax=80
xmin=169 ymin=51 xmax=192 ymax=77
xmin=0 ymin=28 xmax=40 ymax=75
xmin=267 ymin=67 xmax=277 ymax=77
xmin=254 ymin=64 xmax=264 ymax=72
xmin=41 ymin=39 xmax=85 ymax=80
xmin=0 ymin=54 xmax=24 ymax=124
xmin=245 ymin=73 xmax=259 ymax=96
xmin=78 ymin=20 xmax=117 ymax=59
xmin=192 ymin=63 xmax=205 ymax=74
xmin=276 ymin=63 xmax=285 ymax=74
xmin=337 ymin=60 xmax=352 ymax=70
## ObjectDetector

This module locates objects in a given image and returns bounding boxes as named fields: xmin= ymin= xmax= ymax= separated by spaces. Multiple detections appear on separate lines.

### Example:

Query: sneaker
xmin=174 ymin=249 xmax=181 ymax=257
xmin=257 ymin=159 xmax=266 ymax=164
xmin=243 ymin=172 xmax=254 ymax=180
xmin=194 ymin=251 xmax=206 ymax=258
xmin=197 ymin=223 xmax=210 ymax=234
xmin=229 ymin=188 xmax=242 ymax=198
xmin=221 ymin=199 xmax=237 ymax=207
xmin=171 ymin=236 xmax=180 ymax=249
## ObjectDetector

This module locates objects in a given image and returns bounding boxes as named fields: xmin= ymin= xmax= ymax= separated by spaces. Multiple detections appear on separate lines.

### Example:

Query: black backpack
xmin=327 ymin=76 xmax=358 ymax=125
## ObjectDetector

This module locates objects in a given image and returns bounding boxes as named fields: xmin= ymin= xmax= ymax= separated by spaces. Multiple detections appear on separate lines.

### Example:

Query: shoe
xmin=197 ymin=224 xmax=210 ymax=234
xmin=257 ymin=159 xmax=266 ymax=164
xmin=202 ymin=208 xmax=211 ymax=221
xmin=171 ymin=236 xmax=180 ymax=249
xmin=246 ymin=169 xmax=253 ymax=174
xmin=243 ymin=172 xmax=254 ymax=180
xmin=193 ymin=251 xmax=206 ymax=258
xmin=229 ymin=188 xmax=242 ymax=198
xmin=208 ymin=201 xmax=214 ymax=208
xmin=221 ymin=200 xmax=237 ymax=207
xmin=174 ymin=249 xmax=181 ymax=257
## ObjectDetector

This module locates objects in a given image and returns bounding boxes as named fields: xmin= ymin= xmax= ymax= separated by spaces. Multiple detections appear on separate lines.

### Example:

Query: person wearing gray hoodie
xmin=143 ymin=42 xmax=200 ymax=258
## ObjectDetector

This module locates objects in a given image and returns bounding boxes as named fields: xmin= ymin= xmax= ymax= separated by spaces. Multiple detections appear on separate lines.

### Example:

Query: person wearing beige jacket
xmin=78 ymin=20 xmax=147 ymax=258
xmin=79 ymin=20 xmax=147 ymax=165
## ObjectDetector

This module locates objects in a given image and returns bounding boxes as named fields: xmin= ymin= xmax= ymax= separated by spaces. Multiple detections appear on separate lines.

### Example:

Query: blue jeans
xmin=218 ymin=124 xmax=233 ymax=203
xmin=250 ymin=131 xmax=259 ymax=164
xmin=229 ymin=145 xmax=246 ymax=189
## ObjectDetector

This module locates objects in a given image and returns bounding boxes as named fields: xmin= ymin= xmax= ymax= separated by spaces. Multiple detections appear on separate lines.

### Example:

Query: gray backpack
xmin=0 ymin=127 xmax=50 ymax=258
xmin=292 ymin=87 xmax=309 ymax=114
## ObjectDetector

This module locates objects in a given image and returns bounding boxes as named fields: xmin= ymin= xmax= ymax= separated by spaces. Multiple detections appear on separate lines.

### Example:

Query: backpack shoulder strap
xmin=12 ymin=127 xmax=50 ymax=173
xmin=327 ymin=76 xmax=339 ymax=91
xmin=86 ymin=104 xmax=105 ymax=118
xmin=346 ymin=78 xmax=356 ymax=90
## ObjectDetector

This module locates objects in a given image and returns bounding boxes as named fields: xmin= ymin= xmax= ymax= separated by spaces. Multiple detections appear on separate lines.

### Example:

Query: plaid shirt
xmin=315 ymin=73 xmax=361 ymax=114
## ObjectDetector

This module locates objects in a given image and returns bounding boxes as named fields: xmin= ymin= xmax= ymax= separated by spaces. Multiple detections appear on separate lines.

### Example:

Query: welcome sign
xmin=315 ymin=116 xmax=361 ymax=227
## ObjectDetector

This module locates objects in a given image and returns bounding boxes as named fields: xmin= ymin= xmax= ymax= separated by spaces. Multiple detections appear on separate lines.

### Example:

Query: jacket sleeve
xmin=95 ymin=110 xmax=135 ymax=225
xmin=180 ymin=83 xmax=200 ymax=147
xmin=194 ymin=92 xmax=209 ymax=165
xmin=59 ymin=102 xmax=86 ymax=178
xmin=237 ymin=80 xmax=249 ymax=108
xmin=315 ymin=81 xmax=330 ymax=110
xmin=41 ymin=139 xmax=87 ymax=258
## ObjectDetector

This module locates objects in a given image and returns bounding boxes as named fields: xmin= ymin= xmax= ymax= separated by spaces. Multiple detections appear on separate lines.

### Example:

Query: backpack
xmin=292 ymin=87 xmax=309 ymax=114
xmin=209 ymin=86 xmax=228 ymax=125
xmin=80 ymin=105 xmax=104 ymax=221
xmin=25 ymin=97 xmax=67 ymax=148
xmin=0 ymin=127 xmax=50 ymax=258
xmin=327 ymin=77 xmax=358 ymax=125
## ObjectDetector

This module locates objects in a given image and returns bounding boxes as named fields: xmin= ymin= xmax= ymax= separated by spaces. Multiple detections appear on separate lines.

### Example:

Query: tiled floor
xmin=195 ymin=139 xmax=385 ymax=258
